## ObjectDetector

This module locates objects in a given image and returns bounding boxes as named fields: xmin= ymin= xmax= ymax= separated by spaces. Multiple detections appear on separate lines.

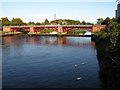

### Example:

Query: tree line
xmin=0 ymin=17 xmax=93 ymax=26
xmin=50 ymin=19 xmax=93 ymax=25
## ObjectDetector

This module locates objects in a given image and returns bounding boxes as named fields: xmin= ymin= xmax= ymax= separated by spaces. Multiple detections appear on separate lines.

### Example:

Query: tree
xmin=94 ymin=17 xmax=120 ymax=53
xmin=101 ymin=17 xmax=111 ymax=25
xmin=35 ymin=22 xmax=41 ymax=25
xmin=40 ymin=29 xmax=53 ymax=33
xmin=81 ymin=21 xmax=86 ymax=25
xmin=28 ymin=21 xmax=35 ymax=25
xmin=10 ymin=18 xmax=24 ymax=26
xmin=97 ymin=18 xmax=104 ymax=25
xmin=23 ymin=22 xmax=27 ymax=25
xmin=45 ymin=19 xmax=49 ymax=25
xmin=1 ymin=17 xmax=10 ymax=26
xmin=18 ymin=29 xmax=29 ymax=34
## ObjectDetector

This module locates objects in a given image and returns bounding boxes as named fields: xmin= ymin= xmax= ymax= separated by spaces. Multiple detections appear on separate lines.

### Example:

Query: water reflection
xmin=2 ymin=35 xmax=96 ymax=48
xmin=2 ymin=35 xmax=100 ymax=88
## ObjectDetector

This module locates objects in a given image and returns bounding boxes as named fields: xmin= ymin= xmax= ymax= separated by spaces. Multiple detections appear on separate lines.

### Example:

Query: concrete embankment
xmin=0 ymin=31 xmax=23 ymax=37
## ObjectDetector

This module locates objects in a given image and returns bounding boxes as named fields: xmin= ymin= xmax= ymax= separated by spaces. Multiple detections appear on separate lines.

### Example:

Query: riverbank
xmin=0 ymin=31 xmax=23 ymax=37
xmin=0 ymin=31 xmax=93 ymax=37
xmin=28 ymin=33 xmax=93 ymax=37
xmin=92 ymin=36 xmax=120 ymax=88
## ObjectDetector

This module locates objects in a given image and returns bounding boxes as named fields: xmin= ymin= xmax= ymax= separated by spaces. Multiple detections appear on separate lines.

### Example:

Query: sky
xmin=0 ymin=0 xmax=118 ymax=24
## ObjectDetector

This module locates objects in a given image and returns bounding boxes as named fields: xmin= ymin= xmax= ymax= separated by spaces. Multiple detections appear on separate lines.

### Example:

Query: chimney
xmin=54 ymin=14 xmax=56 ymax=21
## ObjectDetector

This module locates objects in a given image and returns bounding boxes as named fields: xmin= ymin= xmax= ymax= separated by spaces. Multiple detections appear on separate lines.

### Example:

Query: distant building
xmin=54 ymin=14 xmax=56 ymax=21
xmin=116 ymin=3 xmax=120 ymax=18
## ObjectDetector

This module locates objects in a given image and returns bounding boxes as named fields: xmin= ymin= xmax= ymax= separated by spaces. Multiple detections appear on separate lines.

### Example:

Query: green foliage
xmin=45 ymin=19 xmax=49 ymax=25
xmin=94 ymin=31 xmax=108 ymax=39
xmin=94 ymin=17 xmax=120 ymax=88
xmin=67 ymin=30 xmax=86 ymax=35
xmin=35 ymin=22 xmax=41 ymax=25
xmin=18 ymin=29 xmax=29 ymax=33
xmin=1 ymin=17 xmax=42 ymax=26
xmin=28 ymin=22 xmax=35 ymax=25
xmin=10 ymin=18 xmax=24 ymax=26
xmin=40 ymin=29 xmax=54 ymax=33
xmin=94 ymin=17 xmax=120 ymax=63
xmin=1 ymin=17 xmax=10 ymax=26
xmin=97 ymin=18 xmax=104 ymax=25
xmin=1 ymin=17 xmax=93 ymax=26
xmin=81 ymin=21 xmax=86 ymax=25
xmin=101 ymin=17 xmax=111 ymax=25
xmin=50 ymin=19 xmax=93 ymax=25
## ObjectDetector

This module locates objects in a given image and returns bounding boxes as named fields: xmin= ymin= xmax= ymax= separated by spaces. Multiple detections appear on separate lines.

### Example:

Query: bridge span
xmin=3 ymin=25 xmax=106 ymax=34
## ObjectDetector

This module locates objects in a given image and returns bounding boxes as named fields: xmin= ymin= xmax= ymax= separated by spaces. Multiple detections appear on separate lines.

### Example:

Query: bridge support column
xmin=58 ymin=26 xmax=63 ymax=34
xmin=58 ymin=26 xmax=67 ymax=34
xmin=30 ymin=27 xmax=34 ymax=33
xmin=3 ymin=26 xmax=11 ymax=32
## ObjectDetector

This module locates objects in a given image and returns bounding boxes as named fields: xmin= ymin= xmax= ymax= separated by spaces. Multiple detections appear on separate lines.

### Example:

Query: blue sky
xmin=0 ymin=1 xmax=117 ymax=23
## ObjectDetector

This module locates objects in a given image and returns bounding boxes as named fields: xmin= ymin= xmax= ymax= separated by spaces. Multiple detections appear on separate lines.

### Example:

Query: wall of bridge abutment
xmin=3 ymin=26 xmax=11 ymax=32
xmin=2 ymin=25 xmax=106 ymax=33
xmin=92 ymin=25 xmax=106 ymax=32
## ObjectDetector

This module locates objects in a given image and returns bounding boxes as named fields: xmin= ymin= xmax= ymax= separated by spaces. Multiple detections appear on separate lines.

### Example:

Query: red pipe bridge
xmin=3 ymin=25 xmax=106 ymax=33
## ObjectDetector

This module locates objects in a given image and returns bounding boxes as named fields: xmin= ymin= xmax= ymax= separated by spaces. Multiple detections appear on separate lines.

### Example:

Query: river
xmin=2 ymin=35 xmax=101 ymax=88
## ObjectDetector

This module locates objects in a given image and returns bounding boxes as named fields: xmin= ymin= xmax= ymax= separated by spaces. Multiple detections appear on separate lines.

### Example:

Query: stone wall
xmin=92 ymin=25 xmax=106 ymax=32
xmin=3 ymin=26 xmax=11 ymax=32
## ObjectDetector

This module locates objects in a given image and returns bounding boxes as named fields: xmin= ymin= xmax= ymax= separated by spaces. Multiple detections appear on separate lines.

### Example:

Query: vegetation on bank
xmin=18 ymin=29 xmax=29 ymax=34
xmin=40 ymin=29 xmax=54 ymax=33
xmin=93 ymin=17 xmax=120 ymax=88
xmin=94 ymin=17 xmax=120 ymax=59
xmin=50 ymin=19 xmax=93 ymax=25
xmin=0 ymin=17 xmax=93 ymax=26
xmin=67 ymin=30 xmax=86 ymax=35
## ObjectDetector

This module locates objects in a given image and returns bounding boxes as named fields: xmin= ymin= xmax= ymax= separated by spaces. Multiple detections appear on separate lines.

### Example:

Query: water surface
xmin=2 ymin=35 xmax=101 ymax=88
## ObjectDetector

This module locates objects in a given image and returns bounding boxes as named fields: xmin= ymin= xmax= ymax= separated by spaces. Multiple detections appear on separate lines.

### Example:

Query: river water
xmin=2 ymin=35 xmax=101 ymax=88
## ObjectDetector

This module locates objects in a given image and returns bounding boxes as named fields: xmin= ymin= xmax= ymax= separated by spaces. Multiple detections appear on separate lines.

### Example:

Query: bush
xmin=40 ymin=29 xmax=54 ymax=33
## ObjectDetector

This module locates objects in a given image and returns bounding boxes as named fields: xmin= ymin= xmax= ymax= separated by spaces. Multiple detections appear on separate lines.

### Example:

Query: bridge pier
xmin=58 ymin=26 xmax=63 ymax=34
xmin=58 ymin=26 xmax=67 ymax=34
xmin=30 ymin=27 xmax=34 ymax=33
xmin=3 ymin=26 xmax=11 ymax=32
